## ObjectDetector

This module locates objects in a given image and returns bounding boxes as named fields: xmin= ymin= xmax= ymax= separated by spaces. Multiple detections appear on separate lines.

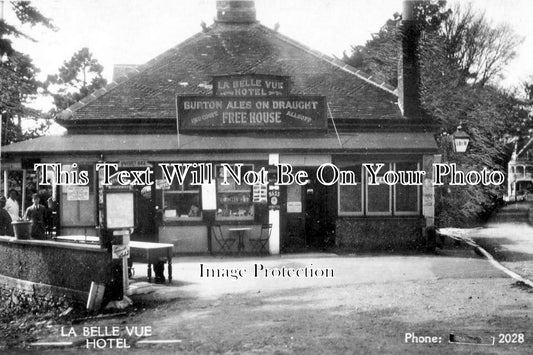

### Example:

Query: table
xmin=227 ymin=227 xmax=253 ymax=253
xmin=129 ymin=241 xmax=173 ymax=283
xmin=54 ymin=236 xmax=173 ymax=283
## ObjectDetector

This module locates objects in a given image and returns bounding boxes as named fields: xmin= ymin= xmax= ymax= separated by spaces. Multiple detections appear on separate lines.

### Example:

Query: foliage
xmin=443 ymin=3 xmax=524 ymax=86
xmin=523 ymin=80 xmax=533 ymax=101
xmin=44 ymin=47 xmax=107 ymax=112
xmin=343 ymin=1 xmax=525 ymax=226
xmin=0 ymin=1 xmax=55 ymax=145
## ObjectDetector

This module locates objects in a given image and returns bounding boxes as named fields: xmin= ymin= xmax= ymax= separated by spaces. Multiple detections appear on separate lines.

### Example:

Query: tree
xmin=0 ymin=1 xmax=55 ymax=145
xmin=523 ymin=79 xmax=533 ymax=101
xmin=45 ymin=47 xmax=107 ymax=112
xmin=343 ymin=1 xmax=523 ymax=226
xmin=342 ymin=1 xmax=450 ymax=87
xmin=443 ymin=3 xmax=524 ymax=86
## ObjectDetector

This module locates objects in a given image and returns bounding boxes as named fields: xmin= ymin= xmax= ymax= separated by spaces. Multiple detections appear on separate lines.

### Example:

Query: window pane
xmin=367 ymin=164 xmax=390 ymax=213
xmin=395 ymin=162 xmax=419 ymax=213
xmin=396 ymin=185 xmax=418 ymax=212
xmin=339 ymin=185 xmax=362 ymax=212
xmin=367 ymin=185 xmax=390 ymax=212
xmin=163 ymin=170 xmax=201 ymax=219
xmin=216 ymin=164 xmax=254 ymax=220
xmin=338 ymin=166 xmax=362 ymax=213
xmin=164 ymin=192 xmax=201 ymax=218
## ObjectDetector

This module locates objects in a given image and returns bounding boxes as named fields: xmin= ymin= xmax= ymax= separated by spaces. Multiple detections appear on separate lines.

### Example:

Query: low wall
xmin=0 ymin=274 xmax=72 ymax=318
xmin=0 ymin=237 xmax=114 ymax=308
xmin=335 ymin=217 xmax=426 ymax=251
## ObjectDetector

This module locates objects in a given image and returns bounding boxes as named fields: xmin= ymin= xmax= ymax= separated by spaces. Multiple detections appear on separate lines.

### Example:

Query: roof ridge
xmin=57 ymin=30 xmax=210 ymax=121
xmin=256 ymin=24 xmax=398 ymax=97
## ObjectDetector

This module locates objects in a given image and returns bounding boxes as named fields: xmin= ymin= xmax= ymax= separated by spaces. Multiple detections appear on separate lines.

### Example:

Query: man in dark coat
xmin=24 ymin=193 xmax=46 ymax=239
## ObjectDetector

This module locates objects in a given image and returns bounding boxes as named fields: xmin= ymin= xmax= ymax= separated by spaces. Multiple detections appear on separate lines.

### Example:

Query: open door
xmin=282 ymin=168 xmax=335 ymax=252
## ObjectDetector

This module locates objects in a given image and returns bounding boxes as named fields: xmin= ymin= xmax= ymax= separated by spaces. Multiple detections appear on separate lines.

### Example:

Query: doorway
xmin=282 ymin=168 xmax=334 ymax=252
xmin=131 ymin=184 xmax=157 ymax=242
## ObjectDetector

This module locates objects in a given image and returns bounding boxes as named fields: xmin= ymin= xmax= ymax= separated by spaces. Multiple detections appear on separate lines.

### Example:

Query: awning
xmin=1 ymin=132 xmax=437 ymax=155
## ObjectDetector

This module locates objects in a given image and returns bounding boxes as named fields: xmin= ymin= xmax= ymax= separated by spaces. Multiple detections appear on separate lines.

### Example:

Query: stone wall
xmin=0 ymin=275 xmax=72 ymax=318
xmin=0 ymin=237 xmax=115 ymax=313
xmin=335 ymin=217 xmax=426 ymax=251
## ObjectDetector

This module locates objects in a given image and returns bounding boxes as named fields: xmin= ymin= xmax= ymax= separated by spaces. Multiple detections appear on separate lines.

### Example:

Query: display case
xmin=215 ymin=164 xmax=254 ymax=220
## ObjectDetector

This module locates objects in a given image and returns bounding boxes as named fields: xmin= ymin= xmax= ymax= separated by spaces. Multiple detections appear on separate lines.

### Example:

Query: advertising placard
xmin=177 ymin=95 xmax=327 ymax=131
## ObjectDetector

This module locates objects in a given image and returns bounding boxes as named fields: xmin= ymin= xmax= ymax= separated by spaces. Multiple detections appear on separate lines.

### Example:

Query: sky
xmin=4 ymin=0 xmax=533 ymax=104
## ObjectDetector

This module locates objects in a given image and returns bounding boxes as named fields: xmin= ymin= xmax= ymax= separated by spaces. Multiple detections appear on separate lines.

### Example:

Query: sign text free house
xmin=178 ymin=95 xmax=327 ymax=131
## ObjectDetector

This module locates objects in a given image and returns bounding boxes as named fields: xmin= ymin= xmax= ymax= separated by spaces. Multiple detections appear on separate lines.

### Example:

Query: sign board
xmin=201 ymin=181 xmax=217 ymax=210
xmin=253 ymin=184 xmax=268 ymax=203
xmin=112 ymin=244 xmax=130 ymax=259
xmin=268 ymin=185 xmax=280 ymax=211
xmin=212 ymin=74 xmax=290 ymax=97
xmin=105 ymin=191 xmax=135 ymax=229
xmin=66 ymin=186 xmax=90 ymax=201
xmin=155 ymin=179 xmax=171 ymax=190
xmin=118 ymin=160 xmax=152 ymax=168
xmin=177 ymin=95 xmax=327 ymax=131
xmin=287 ymin=201 xmax=302 ymax=213
xmin=2 ymin=162 xmax=22 ymax=170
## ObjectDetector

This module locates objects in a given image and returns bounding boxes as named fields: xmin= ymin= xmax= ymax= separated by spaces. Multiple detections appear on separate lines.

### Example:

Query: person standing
xmin=0 ymin=197 xmax=13 ymax=236
xmin=6 ymin=190 xmax=20 ymax=221
xmin=24 ymin=193 xmax=46 ymax=239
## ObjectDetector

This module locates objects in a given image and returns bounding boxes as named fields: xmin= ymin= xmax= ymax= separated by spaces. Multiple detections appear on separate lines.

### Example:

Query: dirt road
xmin=23 ymin=247 xmax=533 ymax=354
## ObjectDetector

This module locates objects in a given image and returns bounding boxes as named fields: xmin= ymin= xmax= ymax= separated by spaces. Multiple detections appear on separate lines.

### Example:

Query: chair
xmin=212 ymin=224 xmax=236 ymax=253
xmin=249 ymin=224 xmax=272 ymax=254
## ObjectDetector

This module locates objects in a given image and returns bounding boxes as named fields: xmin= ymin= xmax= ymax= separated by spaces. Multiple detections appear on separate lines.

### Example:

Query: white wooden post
xmin=268 ymin=153 xmax=280 ymax=255
xmin=422 ymin=154 xmax=441 ymax=227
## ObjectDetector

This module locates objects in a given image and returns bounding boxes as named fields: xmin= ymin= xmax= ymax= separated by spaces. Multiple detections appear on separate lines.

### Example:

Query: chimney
xmin=398 ymin=0 xmax=422 ymax=118
xmin=112 ymin=64 xmax=139 ymax=81
xmin=216 ymin=0 xmax=257 ymax=23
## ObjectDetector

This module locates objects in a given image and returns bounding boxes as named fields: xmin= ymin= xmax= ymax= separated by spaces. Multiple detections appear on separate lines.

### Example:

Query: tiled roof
xmin=58 ymin=22 xmax=401 ymax=123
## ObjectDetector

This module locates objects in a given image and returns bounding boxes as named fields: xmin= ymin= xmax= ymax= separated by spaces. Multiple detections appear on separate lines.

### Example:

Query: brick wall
xmin=335 ymin=217 xmax=426 ymax=251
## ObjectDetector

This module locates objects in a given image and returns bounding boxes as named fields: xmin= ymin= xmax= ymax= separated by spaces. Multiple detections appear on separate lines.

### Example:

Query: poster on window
xmin=252 ymin=184 xmax=267 ymax=203
xmin=66 ymin=186 xmax=89 ymax=201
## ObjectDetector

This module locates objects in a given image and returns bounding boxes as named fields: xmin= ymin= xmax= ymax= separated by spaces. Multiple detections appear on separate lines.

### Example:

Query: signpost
xmin=104 ymin=190 xmax=135 ymax=299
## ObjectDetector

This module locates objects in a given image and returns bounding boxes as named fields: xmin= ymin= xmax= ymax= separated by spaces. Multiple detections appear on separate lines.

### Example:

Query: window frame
xmin=162 ymin=175 xmax=202 ymax=221
xmin=393 ymin=162 xmax=421 ymax=216
xmin=337 ymin=165 xmax=364 ymax=216
xmin=365 ymin=163 xmax=393 ymax=216
xmin=336 ymin=161 xmax=421 ymax=217
xmin=215 ymin=163 xmax=255 ymax=221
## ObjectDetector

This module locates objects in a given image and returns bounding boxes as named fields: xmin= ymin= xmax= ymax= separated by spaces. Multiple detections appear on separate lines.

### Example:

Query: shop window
xmin=162 ymin=175 xmax=201 ymax=220
xmin=338 ymin=166 xmax=363 ymax=215
xmin=216 ymin=164 xmax=254 ymax=220
xmin=337 ymin=162 xmax=420 ymax=216
xmin=366 ymin=163 xmax=392 ymax=215
xmin=394 ymin=162 xmax=420 ymax=215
